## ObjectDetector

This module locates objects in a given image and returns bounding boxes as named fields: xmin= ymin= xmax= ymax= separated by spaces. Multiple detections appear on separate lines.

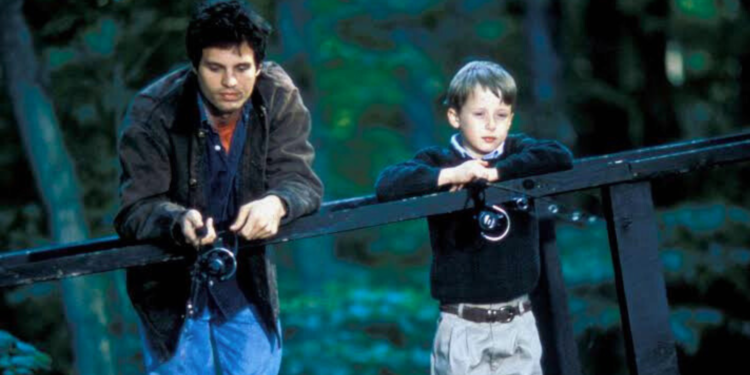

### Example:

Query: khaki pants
xmin=431 ymin=301 xmax=543 ymax=375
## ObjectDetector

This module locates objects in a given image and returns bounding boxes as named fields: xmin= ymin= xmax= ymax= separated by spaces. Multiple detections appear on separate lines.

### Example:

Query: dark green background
xmin=1 ymin=0 xmax=749 ymax=374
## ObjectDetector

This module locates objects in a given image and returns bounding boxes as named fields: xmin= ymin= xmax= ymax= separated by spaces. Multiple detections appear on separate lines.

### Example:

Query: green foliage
xmin=0 ymin=205 xmax=49 ymax=251
xmin=83 ymin=17 xmax=119 ymax=56
xmin=474 ymin=19 xmax=507 ymax=41
xmin=328 ymin=126 xmax=414 ymax=197
xmin=674 ymin=0 xmax=719 ymax=20
xmin=556 ymin=221 xmax=614 ymax=286
xmin=556 ymin=203 xmax=750 ymax=373
xmin=1 ymin=0 xmax=749 ymax=374
xmin=280 ymin=277 xmax=436 ymax=375
xmin=0 ymin=330 xmax=52 ymax=374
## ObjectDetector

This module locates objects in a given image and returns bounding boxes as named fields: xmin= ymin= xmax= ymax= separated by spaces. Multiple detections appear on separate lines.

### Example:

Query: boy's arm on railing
xmin=375 ymin=147 xmax=445 ymax=202
xmin=495 ymin=134 xmax=574 ymax=181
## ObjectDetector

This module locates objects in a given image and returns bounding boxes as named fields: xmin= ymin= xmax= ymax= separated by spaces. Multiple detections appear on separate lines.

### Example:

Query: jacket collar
xmin=171 ymin=67 xmax=269 ymax=133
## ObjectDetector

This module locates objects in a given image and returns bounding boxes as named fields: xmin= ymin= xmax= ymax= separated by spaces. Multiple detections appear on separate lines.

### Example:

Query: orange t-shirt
xmin=215 ymin=119 xmax=238 ymax=154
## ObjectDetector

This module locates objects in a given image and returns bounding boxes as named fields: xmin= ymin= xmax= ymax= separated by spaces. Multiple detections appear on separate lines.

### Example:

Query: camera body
xmin=194 ymin=236 xmax=237 ymax=281
xmin=477 ymin=197 xmax=530 ymax=242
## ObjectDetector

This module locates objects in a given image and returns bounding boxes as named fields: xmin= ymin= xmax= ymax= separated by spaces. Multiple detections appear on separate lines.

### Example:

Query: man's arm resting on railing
xmin=113 ymin=101 xmax=189 ymax=245
xmin=259 ymin=83 xmax=323 ymax=225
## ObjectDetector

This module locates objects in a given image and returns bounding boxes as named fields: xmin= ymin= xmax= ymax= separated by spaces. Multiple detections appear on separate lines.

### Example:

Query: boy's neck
xmin=450 ymin=134 xmax=505 ymax=160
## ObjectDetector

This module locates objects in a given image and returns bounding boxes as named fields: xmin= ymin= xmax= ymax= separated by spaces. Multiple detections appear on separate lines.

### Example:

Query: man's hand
xmin=438 ymin=160 xmax=500 ymax=192
xmin=180 ymin=209 xmax=217 ymax=248
xmin=229 ymin=195 xmax=287 ymax=240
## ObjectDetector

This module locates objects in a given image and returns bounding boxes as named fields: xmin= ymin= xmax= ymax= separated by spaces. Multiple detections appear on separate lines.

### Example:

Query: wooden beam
xmin=602 ymin=182 xmax=679 ymax=375
xmin=1 ymin=134 xmax=750 ymax=287
xmin=575 ymin=130 xmax=750 ymax=166
xmin=500 ymin=138 xmax=750 ymax=197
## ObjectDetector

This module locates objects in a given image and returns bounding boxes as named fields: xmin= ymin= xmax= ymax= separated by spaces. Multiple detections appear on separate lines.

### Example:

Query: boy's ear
xmin=447 ymin=108 xmax=461 ymax=129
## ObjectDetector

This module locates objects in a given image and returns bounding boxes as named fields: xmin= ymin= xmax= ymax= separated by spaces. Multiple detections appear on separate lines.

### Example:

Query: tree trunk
xmin=524 ymin=0 xmax=575 ymax=143
xmin=576 ymin=0 xmax=636 ymax=155
xmin=0 ymin=1 xmax=121 ymax=374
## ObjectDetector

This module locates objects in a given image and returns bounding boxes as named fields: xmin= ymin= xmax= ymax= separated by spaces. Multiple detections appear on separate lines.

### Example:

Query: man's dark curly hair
xmin=186 ymin=0 xmax=272 ymax=68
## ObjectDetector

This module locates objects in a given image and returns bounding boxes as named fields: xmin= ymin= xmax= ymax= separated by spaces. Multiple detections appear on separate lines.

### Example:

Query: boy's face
xmin=195 ymin=41 xmax=261 ymax=116
xmin=448 ymin=85 xmax=514 ymax=158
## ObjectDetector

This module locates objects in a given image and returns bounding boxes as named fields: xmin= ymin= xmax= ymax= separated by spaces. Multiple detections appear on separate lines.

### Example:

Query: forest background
xmin=1 ymin=0 xmax=749 ymax=374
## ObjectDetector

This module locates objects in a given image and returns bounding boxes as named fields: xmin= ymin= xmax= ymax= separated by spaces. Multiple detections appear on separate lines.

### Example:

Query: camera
xmin=477 ymin=205 xmax=511 ymax=242
xmin=477 ymin=197 xmax=530 ymax=242
xmin=193 ymin=233 xmax=237 ymax=281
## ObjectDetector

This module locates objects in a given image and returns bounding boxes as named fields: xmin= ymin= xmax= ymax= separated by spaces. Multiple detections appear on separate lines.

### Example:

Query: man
xmin=114 ymin=1 xmax=322 ymax=373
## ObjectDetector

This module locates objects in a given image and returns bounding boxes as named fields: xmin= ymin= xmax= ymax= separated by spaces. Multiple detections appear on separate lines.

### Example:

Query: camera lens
xmin=208 ymin=256 xmax=225 ymax=275
xmin=479 ymin=205 xmax=510 ymax=242
xmin=197 ymin=246 xmax=237 ymax=281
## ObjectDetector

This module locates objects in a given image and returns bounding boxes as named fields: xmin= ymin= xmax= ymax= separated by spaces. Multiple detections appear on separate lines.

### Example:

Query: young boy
xmin=375 ymin=61 xmax=573 ymax=375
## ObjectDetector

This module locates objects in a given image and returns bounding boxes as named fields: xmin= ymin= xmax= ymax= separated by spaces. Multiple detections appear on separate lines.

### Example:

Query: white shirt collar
xmin=450 ymin=134 xmax=505 ymax=160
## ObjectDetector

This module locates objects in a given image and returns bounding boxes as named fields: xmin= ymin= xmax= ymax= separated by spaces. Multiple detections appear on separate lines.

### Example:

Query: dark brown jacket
xmin=114 ymin=62 xmax=322 ymax=361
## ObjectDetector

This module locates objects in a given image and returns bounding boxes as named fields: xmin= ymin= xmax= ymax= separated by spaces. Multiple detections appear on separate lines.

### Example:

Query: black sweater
xmin=375 ymin=134 xmax=573 ymax=304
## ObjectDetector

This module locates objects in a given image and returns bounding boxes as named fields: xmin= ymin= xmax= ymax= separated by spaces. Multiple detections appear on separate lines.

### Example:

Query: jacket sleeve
xmin=263 ymin=85 xmax=323 ymax=223
xmin=494 ymin=134 xmax=574 ymax=181
xmin=375 ymin=148 xmax=445 ymax=202
xmin=113 ymin=96 xmax=187 ymax=243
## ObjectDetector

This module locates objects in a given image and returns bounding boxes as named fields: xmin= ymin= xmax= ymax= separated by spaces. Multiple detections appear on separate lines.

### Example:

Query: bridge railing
xmin=2 ymin=131 xmax=750 ymax=375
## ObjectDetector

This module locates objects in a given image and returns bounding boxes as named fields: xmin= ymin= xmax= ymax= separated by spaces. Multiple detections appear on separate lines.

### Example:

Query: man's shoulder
xmin=255 ymin=62 xmax=308 ymax=122
xmin=257 ymin=61 xmax=298 ymax=96
xmin=124 ymin=67 xmax=192 ymax=131
xmin=130 ymin=67 xmax=191 ymax=114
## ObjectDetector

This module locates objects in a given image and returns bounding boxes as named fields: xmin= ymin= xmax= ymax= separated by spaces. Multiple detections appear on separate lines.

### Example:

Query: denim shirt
xmin=196 ymin=92 xmax=252 ymax=318
xmin=197 ymin=93 xmax=250 ymax=228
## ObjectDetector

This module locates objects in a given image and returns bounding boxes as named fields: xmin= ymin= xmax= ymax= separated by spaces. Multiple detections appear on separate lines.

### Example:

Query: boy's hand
xmin=438 ymin=160 xmax=499 ymax=191
xmin=230 ymin=195 xmax=287 ymax=240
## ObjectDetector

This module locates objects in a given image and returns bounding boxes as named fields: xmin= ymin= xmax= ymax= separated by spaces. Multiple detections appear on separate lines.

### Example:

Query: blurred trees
xmin=0 ymin=0 xmax=748 ymax=374
xmin=0 ymin=0 xmax=139 ymax=373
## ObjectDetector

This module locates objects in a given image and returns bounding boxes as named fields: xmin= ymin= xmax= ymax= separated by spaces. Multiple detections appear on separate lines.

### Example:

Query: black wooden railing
xmin=2 ymin=131 xmax=750 ymax=375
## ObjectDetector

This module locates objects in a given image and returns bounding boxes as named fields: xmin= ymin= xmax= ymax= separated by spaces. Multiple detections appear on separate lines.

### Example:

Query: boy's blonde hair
xmin=445 ymin=61 xmax=517 ymax=111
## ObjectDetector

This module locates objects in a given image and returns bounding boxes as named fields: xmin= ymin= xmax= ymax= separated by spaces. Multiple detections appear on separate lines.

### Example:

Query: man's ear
xmin=447 ymin=107 xmax=461 ymax=129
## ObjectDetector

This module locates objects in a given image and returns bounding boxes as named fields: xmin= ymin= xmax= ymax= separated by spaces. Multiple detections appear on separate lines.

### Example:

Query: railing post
xmin=532 ymin=217 xmax=582 ymax=375
xmin=602 ymin=181 xmax=680 ymax=375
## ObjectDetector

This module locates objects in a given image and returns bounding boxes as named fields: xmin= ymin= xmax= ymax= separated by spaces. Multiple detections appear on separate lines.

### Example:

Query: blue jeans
xmin=139 ymin=302 xmax=282 ymax=375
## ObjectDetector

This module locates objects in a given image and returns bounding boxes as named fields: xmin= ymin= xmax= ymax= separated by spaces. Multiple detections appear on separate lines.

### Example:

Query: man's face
xmin=447 ymin=85 xmax=514 ymax=158
xmin=195 ymin=41 xmax=260 ymax=116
